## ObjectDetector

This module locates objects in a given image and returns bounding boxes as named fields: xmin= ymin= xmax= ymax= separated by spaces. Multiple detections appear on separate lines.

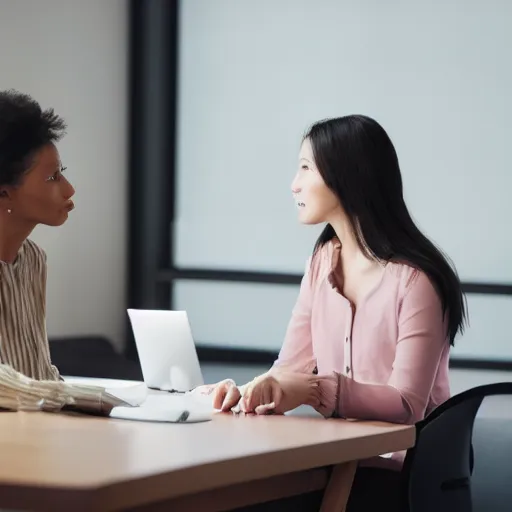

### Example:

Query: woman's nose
xmin=63 ymin=176 xmax=75 ymax=199
xmin=291 ymin=175 xmax=301 ymax=194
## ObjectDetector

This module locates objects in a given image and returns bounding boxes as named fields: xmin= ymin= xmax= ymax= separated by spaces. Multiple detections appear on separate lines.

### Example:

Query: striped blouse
xmin=0 ymin=239 xmax=125 ymax=414
xmin=0 ymin=238 xmax=60 ymax=380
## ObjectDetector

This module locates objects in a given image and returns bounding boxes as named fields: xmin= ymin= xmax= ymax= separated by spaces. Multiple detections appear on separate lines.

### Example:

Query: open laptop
xmin=127 ymin=309 xmax=204 ymax=392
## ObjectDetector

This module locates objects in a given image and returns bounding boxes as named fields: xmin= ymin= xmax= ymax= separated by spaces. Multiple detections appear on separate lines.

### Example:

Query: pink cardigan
xmin=274 ymin=239 xmax=450 ymax=468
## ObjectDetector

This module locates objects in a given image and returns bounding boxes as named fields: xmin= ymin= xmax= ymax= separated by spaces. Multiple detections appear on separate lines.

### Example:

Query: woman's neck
xmin=0 ymin=217 xmax=34 ymax=263
xmin=329 ymin=214 xmax=379 ymax=272
xmin=328 ymin=214 xmax=387 ymax=306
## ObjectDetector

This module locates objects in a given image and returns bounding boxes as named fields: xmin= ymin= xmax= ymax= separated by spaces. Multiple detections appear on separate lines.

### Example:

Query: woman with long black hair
xmin=205 ymin=115 xmax=467 ymax=510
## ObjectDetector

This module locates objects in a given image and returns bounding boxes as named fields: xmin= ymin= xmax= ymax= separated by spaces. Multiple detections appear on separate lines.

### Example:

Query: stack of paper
xmin=107 ymin=386 xmax=213 ymax=423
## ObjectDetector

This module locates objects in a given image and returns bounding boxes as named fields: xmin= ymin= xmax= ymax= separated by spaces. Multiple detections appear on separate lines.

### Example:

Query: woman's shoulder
xmin=387 ymin=261 xmax=440 ymax=303
xmin=21 ymin=239 xmax=47 ymax=267
xmin=306 ymin=242 xmax=439 ymax=302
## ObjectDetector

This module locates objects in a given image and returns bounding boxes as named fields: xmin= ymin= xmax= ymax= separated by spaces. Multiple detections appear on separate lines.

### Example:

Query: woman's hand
xmin=195 ymin=379 xmax=241 ymax=411
xmin=241 ymin=371 xmax=320 ymax=415
xmin=241 ymin=373 xmax=282 ymax=415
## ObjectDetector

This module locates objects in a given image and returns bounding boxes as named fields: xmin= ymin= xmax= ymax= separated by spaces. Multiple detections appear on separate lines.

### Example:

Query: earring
xmin=7 ymin=209 xmax=12 ymax=214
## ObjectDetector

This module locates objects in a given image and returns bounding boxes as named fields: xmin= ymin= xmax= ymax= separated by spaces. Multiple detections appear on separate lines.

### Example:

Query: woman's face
xmin=291 ymin=138 xmax=340 ymax=225
xmin=1 ymin=143 xmax=75 ymax=227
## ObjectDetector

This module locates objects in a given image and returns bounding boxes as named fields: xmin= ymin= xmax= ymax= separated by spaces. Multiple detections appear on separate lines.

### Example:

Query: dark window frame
xmin=126 ymin=0 xmax=512 ymax=370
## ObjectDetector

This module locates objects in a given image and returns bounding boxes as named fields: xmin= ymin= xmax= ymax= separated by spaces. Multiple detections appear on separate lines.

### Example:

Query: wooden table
xmin=0 ymin=410 xmax=414 ymax=511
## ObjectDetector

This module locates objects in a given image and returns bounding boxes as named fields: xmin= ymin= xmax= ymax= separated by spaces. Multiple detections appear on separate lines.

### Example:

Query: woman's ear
xmin=0 ymin=187 xmax=13 ymax=213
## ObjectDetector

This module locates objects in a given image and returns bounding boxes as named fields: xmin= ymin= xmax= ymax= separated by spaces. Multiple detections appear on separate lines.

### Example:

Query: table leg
xmin=319 ymin=460 xmax=357 ymax=512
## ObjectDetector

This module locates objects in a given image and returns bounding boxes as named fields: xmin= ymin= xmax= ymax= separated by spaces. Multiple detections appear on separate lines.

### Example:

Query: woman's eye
xmin=301 ymin=165 xmax=309 ymax=171
xmin=47 ymin=166 xmax=66 ymax=182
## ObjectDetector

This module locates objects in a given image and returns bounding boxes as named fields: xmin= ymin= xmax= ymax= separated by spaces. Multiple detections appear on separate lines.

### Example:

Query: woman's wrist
xmin=314 ymin=372 xmax=340 ymax=418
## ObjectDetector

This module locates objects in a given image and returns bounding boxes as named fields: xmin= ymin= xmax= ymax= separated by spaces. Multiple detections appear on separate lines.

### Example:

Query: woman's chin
xmin=297 ymin=211 xmax=320 ymax=225
xmin=42 ymin=212 xmax=70 ymax=227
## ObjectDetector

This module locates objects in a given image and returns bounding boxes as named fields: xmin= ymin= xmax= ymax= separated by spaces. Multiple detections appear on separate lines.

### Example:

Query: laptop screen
xmin=127 ymin=309 xmax=204 ymax=391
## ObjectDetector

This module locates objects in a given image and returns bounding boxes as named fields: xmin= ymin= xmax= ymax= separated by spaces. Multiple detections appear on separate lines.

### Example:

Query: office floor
xmin=202 ymin=363 xmax=512 ymax=511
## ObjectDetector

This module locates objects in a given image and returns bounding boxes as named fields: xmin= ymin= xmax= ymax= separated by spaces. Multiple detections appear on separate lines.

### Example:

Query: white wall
xmin=174 ymin=0 xmax=512 ymax=360
xmin=0 ymin=0 xmax=128 ymax=350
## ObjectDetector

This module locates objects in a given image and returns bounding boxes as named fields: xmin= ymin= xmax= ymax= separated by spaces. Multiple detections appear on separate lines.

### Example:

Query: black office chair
xmin=401 ymin=382 xmax=512 ymax=512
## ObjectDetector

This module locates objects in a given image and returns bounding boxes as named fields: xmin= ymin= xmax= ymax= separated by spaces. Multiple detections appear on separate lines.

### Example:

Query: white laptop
xmin=127 ymin=309 xmax=204 ymax=392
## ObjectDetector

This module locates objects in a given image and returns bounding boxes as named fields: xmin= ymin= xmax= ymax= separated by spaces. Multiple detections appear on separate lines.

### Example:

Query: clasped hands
xmin=200 ymin=370 xmax=321 ymax=415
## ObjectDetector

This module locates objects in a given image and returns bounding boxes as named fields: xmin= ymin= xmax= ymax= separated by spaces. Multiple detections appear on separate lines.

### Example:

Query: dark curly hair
xmin=0 ymin=89 xmax=67 ymax=187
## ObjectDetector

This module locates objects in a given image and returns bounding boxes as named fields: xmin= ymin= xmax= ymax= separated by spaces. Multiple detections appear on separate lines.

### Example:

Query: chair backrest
xmin=402 ymin=382 xmax=512 ymax=512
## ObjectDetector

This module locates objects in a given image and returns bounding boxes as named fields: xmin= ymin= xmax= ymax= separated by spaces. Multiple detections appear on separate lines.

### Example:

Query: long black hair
xmin=305 ymin=115 xmax=466 ymax=345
